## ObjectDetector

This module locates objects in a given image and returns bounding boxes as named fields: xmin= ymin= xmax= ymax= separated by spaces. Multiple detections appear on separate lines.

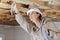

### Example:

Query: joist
xmin=44 ymin=9 xmax=60 ymax=22
xmin=44 ymin=10 xmax=60 ymax=17
xmin=29 ymin=0 xmax=48 ymax=6
xmin=0 ymin=0 xmax=60 ymax=25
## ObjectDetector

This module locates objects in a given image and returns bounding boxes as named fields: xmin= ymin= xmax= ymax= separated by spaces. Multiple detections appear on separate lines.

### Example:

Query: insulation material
xmin=48 ymin=0 xmax=60 ymax=5
xmin=1 ymin=0 xmax=9 ymax=2
xmin=39 ymin=0 xmax=50 ymax=2
xmin=0 ymin=3 xmax=11 ymax=9
xmin=48 ymin=0 xmax=60 ymax=10
xmin=11 ymin=0 xmax=31 ymax=5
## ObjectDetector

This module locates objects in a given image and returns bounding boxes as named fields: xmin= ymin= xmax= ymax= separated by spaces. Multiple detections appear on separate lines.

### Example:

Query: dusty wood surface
xmin=0 ymin=0 xmax=60 ymax=25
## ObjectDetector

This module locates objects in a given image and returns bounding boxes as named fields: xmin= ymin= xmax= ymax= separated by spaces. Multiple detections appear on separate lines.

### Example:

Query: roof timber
xmin=0 ymin=0 xmax=60 ymax=25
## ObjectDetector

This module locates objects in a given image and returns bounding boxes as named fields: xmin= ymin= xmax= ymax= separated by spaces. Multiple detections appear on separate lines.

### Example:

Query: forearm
xmin=15 ymin=13 xmax=29 ymax=33
xmin=47 ymin=22 xmax=60 ymax=32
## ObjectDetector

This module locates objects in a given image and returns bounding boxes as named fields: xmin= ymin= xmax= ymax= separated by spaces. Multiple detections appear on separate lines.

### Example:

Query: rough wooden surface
xmin=0 ymin=0 xmax=60 ymax=25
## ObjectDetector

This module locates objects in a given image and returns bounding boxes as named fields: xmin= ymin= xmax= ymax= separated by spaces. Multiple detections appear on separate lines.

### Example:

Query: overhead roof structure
xmin=0 ymin=0 xmax=60 ymax=25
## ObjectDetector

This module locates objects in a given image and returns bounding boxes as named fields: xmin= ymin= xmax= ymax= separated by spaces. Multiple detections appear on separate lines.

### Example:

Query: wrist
xmin=34 ymin=19 xmax=40 ymax=27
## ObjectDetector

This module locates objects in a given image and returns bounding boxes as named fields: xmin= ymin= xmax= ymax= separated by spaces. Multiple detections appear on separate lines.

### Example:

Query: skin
xmin=29 ymin=12 xmax=47 ymax=30
xmin=29 ymin=12 xmax=40 ymax=27
xmin=14 ymin=8 xmax=47 ymax=31
xmin=11 ymin=3 xmax=49 ymax=40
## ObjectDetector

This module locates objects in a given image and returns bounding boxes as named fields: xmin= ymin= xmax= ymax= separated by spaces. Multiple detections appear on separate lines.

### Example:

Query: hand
xmin=10 ymin=1 xmax=19 ymax=15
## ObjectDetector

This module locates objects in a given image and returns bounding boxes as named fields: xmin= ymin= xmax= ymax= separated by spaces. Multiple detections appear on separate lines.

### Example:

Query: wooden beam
xmin=44 ymin=9 xmax=60 ymax=22
xmin=29 ymin=0 xmax=48 ymax=6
